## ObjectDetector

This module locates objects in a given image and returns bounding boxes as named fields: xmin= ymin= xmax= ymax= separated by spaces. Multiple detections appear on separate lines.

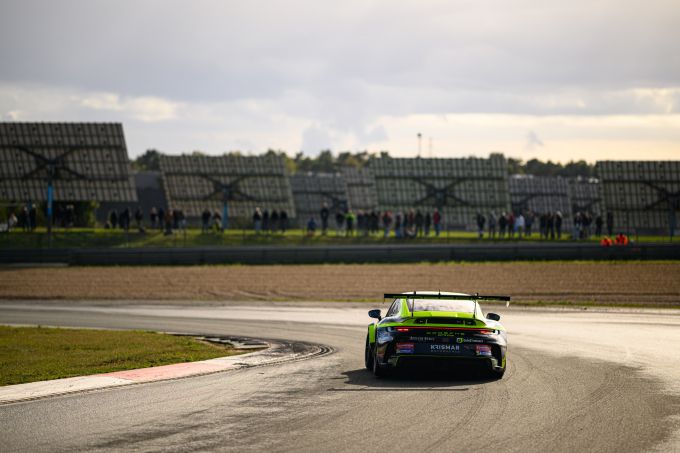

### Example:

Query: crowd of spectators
xmin=292 ymin=205 xmax=444 ymax=238
xmin=3 ymin=201 xmax=620 ymax=243
xmin=107 ymin=206 xmax=187 ymax=236
xmin=251 ymin=208 xmax=290 ymax=234
xmin=473 ymin=209 xmax=614 ymax=240
xmin=282 ymin=205 xmax=616 ymax=241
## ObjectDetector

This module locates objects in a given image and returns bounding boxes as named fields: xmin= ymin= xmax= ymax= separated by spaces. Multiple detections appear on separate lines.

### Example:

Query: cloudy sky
xmin=1 ymin=0 xmax=679 ymax=162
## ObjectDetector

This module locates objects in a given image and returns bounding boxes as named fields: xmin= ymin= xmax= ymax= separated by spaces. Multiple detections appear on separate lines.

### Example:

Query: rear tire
xmin=372 ymin=347 xmax=389 ymax=378
xmin=364 ymin=335 xmax=373 ymax=370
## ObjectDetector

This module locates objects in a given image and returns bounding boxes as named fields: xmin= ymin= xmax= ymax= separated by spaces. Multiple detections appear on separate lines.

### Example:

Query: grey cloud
xmin=525 ymin=131 xmax=544 ymax=150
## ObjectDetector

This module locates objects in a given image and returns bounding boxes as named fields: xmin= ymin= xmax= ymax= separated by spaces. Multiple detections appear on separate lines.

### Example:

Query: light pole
xmin=417 ymin=133 xmax=422 ymax=157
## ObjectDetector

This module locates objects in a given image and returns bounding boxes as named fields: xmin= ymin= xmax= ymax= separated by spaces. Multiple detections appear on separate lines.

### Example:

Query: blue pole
xmin=47 ymin=183 xmax=53 ymax=218
xmin=222 ymin=201 xmax=229 ymax=231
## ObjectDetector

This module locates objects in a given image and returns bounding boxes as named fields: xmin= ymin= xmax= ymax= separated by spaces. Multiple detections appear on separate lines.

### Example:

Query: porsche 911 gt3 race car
xmin=365 ymin=291 xmax=509 ymax=378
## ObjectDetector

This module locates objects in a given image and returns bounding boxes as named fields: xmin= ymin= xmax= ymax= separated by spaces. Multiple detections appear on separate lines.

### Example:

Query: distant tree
xmin=131 ymin=149 xmax=161 ymax=171
xmin=508 ymin=157 xmax=595 ymax=178
xmin=507 ymin=158 xmax=524 ymax=175
xmin=561 ymin=160 xmax=595 ymax=178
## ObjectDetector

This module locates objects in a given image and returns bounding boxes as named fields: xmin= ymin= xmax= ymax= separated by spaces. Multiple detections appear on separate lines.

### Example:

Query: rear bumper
xmin=375 ymin=332 xmax=506 ymax=372
xmin=387 ymin=354 xmax=504 ymax=372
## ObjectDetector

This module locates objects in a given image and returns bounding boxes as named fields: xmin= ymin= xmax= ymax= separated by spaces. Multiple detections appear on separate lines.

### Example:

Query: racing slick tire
xmin=372 ymin=347 xmax=389 ymax=378
xmin=364 ymin=335 xmax=373 ymax=370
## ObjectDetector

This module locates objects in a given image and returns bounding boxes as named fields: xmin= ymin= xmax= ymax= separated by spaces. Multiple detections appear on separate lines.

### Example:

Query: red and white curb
xmin=0 ymin=339 xmax=332 ymax=405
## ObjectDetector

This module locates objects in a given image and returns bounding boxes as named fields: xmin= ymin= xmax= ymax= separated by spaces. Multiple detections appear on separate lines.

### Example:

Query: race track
xmin=1 ymin=303 xmax=679 ymax=453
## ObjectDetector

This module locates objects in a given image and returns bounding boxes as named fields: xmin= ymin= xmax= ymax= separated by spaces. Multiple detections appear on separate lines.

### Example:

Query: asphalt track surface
xmin=1 ymin=303 xmax=680 ymax=453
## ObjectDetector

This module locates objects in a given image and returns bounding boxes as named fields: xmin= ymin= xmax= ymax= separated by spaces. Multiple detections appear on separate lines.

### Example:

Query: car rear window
xmin=410 ymin=299 xmax=475 ymax=313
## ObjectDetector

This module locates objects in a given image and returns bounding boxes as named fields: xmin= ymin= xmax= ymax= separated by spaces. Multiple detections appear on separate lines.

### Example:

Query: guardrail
xmin=1 ymin=243 xmax=678 ymax=265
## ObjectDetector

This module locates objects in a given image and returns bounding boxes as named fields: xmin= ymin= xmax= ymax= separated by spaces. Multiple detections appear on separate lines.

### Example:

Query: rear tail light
xmin=396 ymin=327 xmax=410 ymax=332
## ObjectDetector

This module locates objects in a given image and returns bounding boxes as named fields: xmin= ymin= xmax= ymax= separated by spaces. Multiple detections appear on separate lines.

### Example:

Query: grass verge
xmin=1 ymin=227 xmax=674 ymax=249
xmin=0 ymin=326 xmax=246 ymax=386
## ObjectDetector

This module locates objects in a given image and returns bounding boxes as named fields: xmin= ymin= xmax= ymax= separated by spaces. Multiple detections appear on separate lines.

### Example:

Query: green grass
xmin=0 ymin=326 xmax=245 ymax=386
xmin=1 ymin=227 xmax=674 ymax=249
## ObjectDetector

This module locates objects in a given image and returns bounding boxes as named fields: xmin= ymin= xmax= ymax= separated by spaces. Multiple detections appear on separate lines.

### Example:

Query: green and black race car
xmin=365 ymin=291 xmax=509 ymax=378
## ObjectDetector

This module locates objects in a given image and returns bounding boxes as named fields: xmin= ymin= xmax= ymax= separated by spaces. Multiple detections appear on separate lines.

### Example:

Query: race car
xmin=365 ymin=291 xmax=509 ymax=378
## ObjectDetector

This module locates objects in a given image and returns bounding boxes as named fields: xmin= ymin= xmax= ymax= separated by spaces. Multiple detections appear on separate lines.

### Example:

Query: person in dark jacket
xmin=320 ymin=203 xmax=330 ymax=235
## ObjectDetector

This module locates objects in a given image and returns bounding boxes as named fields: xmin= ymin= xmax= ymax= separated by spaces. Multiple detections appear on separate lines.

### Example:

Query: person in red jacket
xmin=433 ymin=209 xmax=442 ymax=237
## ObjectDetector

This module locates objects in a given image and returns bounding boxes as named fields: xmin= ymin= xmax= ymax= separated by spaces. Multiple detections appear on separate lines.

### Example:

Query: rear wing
xmin=383 ymin=292 xmax=511 ymax=317
xmin=383 ymin=293 xmax=511 ymax=303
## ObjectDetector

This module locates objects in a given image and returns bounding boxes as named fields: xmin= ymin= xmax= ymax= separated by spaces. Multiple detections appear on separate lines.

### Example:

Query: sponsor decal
xmin=476 ymin=345 xmax=493 ymax=356
xmin=396 ymin=342 xmax=415 ymax=354
xmin=426 ymin=331 xmax=463 ymax=337
xmin=408 ymin=336 xmax=433 ymax=342
xmin=456 ymin=337 xmax=484 ymax=344
xmin=430 ymin=344 xmax=461 ymax=352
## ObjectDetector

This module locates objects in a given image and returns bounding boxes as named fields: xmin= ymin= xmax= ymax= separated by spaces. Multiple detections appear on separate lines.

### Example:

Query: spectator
xmin=499 ymin=212 xmax=507 ymax=239
xmin=488 ymin=212 xmax=497 ymax=239
xmin=253 ymin=208 xmax=262 ymax=234
xmin=109 ymin=210 xmax=118 ymax=229
xmin=150 ymin=207 xmax=158 ymax=229
xmin=538 ymin=213 xmax=547 ymax=239
xmin=19 ymin=206 xmax=28 ymax=232
xmin=121 ymin=207 xmax=131 ymax=231
xmin=212 ymin=210 xmax=222 ymax=231
xmin=595 ymin=214 xmax=603 ymax=237
xmin=370 ymin=211 xmax=380 ymax=235
xmin=404 ymin=209 xmax=415 ymax=238
xmin=320 ymin=203 xmax=330 ymax=235
xmin=382 ymin=211 xmax=392 ymax=237
xmin=134 ymin=207 xmax=144 ymax=232
xmin=306 ymin=217 xmax=317 ymax=236
xmin=424 ymin=212 xmax=431 ymax=236
xmin=525 ymin=210 xmax=534 ymax=237
xmin=262 ymin=209 xmax=269 ymax=232
xmin=547 ymin=212 xmax=555 ymax=240
xmin=555 ymin=211 xmax=563 ymax=240
xmin=172 ymin=208 xmax=180 ymax=230
xmin=606 ymin=212 xmax=614 ymax=237
xmin=345 ymin=211 xmax=355 ymax=236
xmin=582 ymin=212 xmax=592 ymax=239
xmin=177 ymin=209 xmax=186 ymax=231
xmin=394 ymin=212 xmax=403 ymax=238
xmin=270 ymin=210 xmax=279 ymax=233
xmin=279 ymin=210 xmax=288 ymax=234
xmin=158 ymin=207 xmax=165 ymax=231
xmin=415 ymin=210 xmax=424 ymax=237
xmin=433 ymin=209 xmax=441 ymax=237
xmin=476 ymin=213 xmax=485 ymax=239
xmin=6 ymin=212 xmax=18 ymax=232
xmin=335 ymin=210 xmax=345 ymax=236
xmin=201 ymin=208 xmax=211 ymax=233
xmin=573 ymin=212 xmax=581 ymax=239
xmin=515 ymin=213 xmax=525 ymax=238
xmin=357 ymin=210 xmax=365 ymax=236
xmin=163 ymin=208 xmax=173 ymax=235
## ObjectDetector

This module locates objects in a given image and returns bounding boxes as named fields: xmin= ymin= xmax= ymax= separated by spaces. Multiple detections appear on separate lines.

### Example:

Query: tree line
xmin=132 ymin=149 xmax=596 ymax=178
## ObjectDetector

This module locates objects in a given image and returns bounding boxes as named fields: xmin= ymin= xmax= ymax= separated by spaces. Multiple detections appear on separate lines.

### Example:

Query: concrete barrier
xmin=1 ymin=242 xmax=678 ymax=265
